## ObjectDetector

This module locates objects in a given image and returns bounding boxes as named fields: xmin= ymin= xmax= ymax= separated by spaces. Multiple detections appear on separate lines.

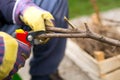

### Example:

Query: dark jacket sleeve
xmin=0 ymin=0 xmax=15 ymax=23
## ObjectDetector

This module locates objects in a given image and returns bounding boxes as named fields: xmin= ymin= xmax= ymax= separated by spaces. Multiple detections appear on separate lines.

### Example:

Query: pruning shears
xmin=14 ymin=29 xmax=44 ymax=46
xmin=14 ymin=26 xmax=83 ymax=46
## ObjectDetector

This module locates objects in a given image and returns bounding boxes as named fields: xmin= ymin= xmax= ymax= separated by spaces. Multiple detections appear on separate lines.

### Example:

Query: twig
xmin=64 ymin=17 xmax=76 ymax=29
xmin=84 ymin=23 xmax=91 ymax=33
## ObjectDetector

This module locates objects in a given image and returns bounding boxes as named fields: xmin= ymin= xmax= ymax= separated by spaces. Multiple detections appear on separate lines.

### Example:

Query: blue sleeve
xmin=0 ymin=0 xmax=15 ymax=23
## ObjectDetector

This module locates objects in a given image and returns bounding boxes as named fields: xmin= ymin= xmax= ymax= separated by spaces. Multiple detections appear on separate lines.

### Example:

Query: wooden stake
xmin=94 ymin=51 xmax=105 ymax=78
xmin=94 ymin=51 xmax=105 ymax=61
xmin=90 ymin=0 xmax=102 ymax=26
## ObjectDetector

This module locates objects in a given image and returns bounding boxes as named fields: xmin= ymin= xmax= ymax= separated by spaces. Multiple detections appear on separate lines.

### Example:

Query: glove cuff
xmin=12 ymin=0 xmax=36 ymax=24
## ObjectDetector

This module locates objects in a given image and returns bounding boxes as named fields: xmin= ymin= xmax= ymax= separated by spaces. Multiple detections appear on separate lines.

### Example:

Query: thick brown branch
xmin=88 ymin=32 xmax=120 ymax=47
xmin=37 ymin=31 xmax=120 ymax=47
xmin=37 ymin=33 xmax=88 ymax=38
xmin=37 ymin=24 xmax=120 ymax=47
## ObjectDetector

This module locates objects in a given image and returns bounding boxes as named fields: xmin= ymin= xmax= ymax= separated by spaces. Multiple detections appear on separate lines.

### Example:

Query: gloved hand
xmin=20 ymin=6 xmax=54 ymax=31
xmin=0 ymin=32 xmax=31 ymax=80
xmin=13 ymin=0 xmax=54 ymax=44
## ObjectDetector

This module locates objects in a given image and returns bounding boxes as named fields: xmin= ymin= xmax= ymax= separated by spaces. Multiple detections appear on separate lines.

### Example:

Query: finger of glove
xmin=42 ymin=12 xmax=55 ymax=27
xmin=16 ymin=40 xmax=31 ymax=68
xmin=18 ymin=40 xmax=31 ymax=60
xmin=39 ymin=12 xmax=54 ymax=44
xmin=39 ymin=38 xmax=50 ymax=44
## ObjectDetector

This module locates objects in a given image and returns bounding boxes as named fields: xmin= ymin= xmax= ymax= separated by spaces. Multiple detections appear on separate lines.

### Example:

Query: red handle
xmin=15 ymin=29 xmax=31 ymax=46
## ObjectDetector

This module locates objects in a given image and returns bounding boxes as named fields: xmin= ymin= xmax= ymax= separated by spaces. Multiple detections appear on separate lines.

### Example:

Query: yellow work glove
xmin=20 ymin=6 xmax=54 ymax=31
xmin=13 ymin=1 xmax=54 ymax=44
xmin=0 ymin=32 xmax=31 ymax=80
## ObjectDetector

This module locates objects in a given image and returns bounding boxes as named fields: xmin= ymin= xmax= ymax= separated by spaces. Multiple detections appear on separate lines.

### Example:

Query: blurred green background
xmin=68 ymin=0 xmax=120 ymax=18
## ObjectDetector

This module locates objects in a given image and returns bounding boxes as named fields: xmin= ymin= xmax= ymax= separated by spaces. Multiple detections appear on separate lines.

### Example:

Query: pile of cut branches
xmin=71 ymin=0 xmax=120 ymax=58
xmin=71 ymin=20 xmax=120 ymax=58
